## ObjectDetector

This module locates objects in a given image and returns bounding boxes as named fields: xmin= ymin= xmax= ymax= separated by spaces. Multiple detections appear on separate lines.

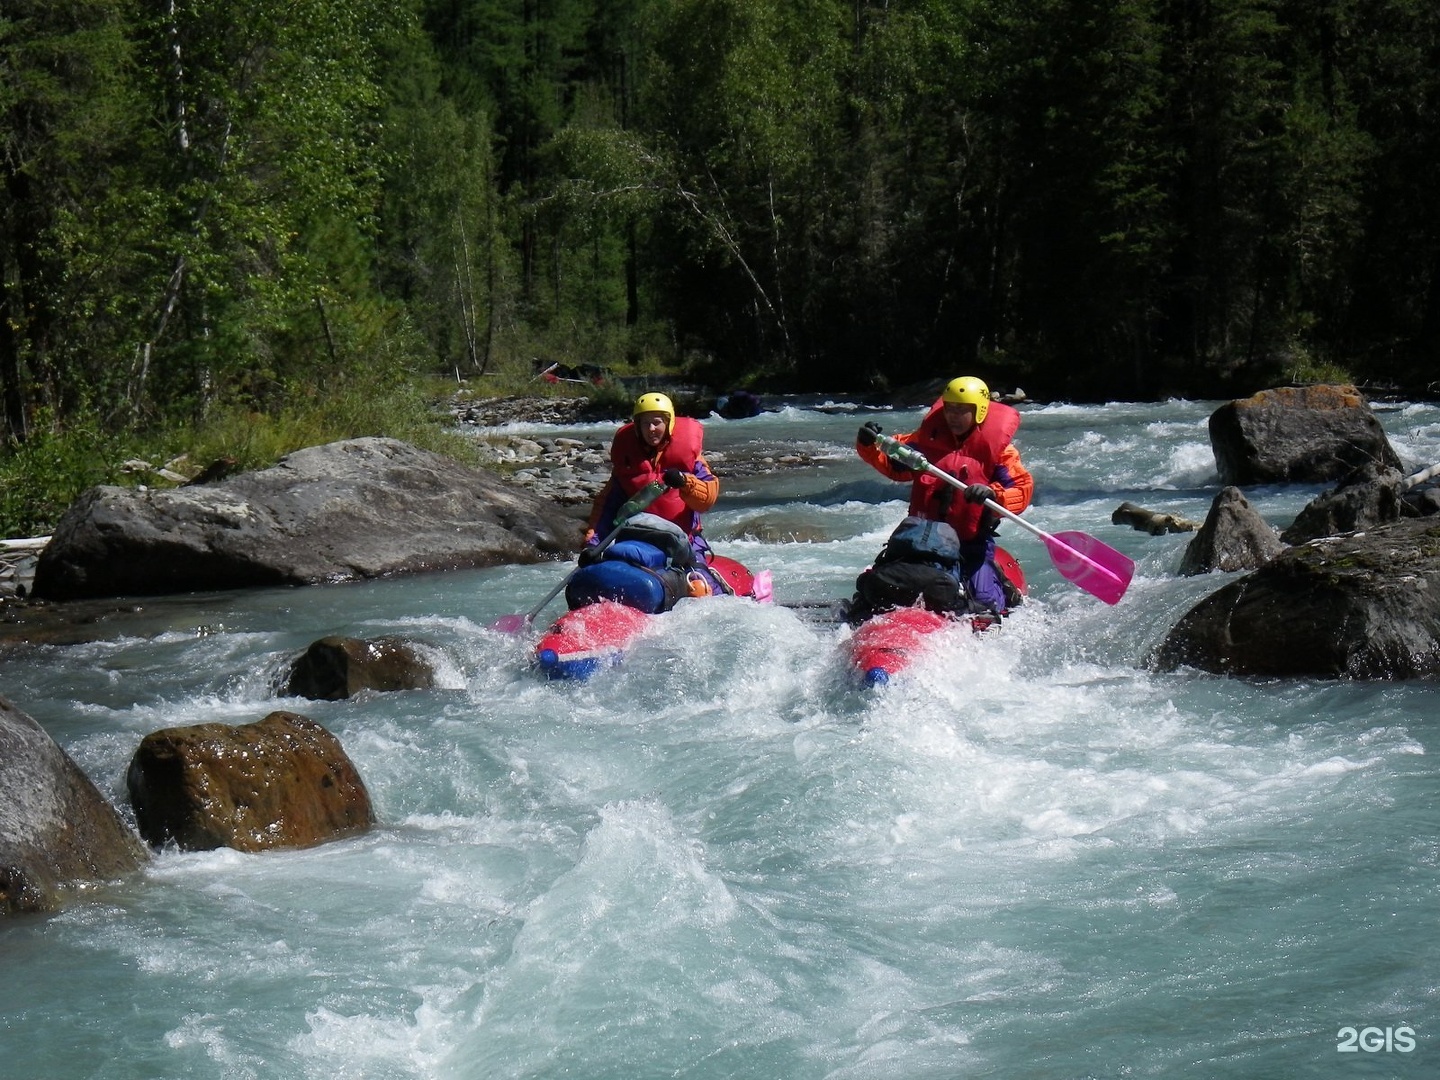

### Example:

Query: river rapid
xmin=3 ymin=397 xmax=1438 ymax=1079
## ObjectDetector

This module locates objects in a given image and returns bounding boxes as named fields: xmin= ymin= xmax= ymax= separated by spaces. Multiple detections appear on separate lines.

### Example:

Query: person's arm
xmin=665 ymin=456 xmax=719 ymax=513
xmin=987 ymin=445 xmax=1033 ymax=514
xmin=856 ymin=427 xmax=919 ymax=481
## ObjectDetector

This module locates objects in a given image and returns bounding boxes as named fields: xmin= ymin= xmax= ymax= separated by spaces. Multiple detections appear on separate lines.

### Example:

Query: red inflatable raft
xmin=535 ymin=555 xmax=768 ymax=679
xmin=847 ymin=546 xmax=1026 ymax=687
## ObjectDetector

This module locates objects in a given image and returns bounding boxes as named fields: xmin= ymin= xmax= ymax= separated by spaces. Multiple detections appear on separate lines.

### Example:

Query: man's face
xmin=943 ymin=402 xmax=977 ymax=437
xmin=637 ymin=412 xmax=669 ymax=446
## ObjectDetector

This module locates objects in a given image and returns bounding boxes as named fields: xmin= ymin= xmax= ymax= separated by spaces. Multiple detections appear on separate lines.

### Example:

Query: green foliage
xmin=375 ymin=15 xmax=513 ymax=379
xmin=175 ymin=369 xmax=457 ymax=473
xmin=0 ymin=369 xmax=472 ymax=537
xmin=0 ymin=416 xmax=140 ymax=537
xmin=1 ymin=0 xmax=150 ymax=430
xmin=5 ymin=0 xmax=1440 ymax=540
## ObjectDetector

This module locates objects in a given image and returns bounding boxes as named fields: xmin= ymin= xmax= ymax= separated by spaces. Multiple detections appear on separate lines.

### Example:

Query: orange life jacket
xmin=906 ymin=400 xmax=1021 ymax=541
xmin=609 ymin=416 xmax=705 ymax=533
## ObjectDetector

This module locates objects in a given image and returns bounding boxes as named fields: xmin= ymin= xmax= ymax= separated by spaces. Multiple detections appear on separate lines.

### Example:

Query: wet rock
xmin=2 ymin=695 xmax=148 ymax=915
xmin=715 ymin=390 xmax=763 ymax=419
xmin=1408 ymin=484 xmax=1440 ymax=516
xmin=1177 ymin=487 xmax=1285 ymax=575
xmin=1153 ymin=517 xmax=1440 ymax=679
xmin=33 ymin=438 xmax=578 ymax=601
xmin=1208 ymin=384 xmax=1402 ymax=485
xmin=284 ymin=636 xmax=437 ymax=700
xmin=1281 ymin=464 xmax=1406 ymax=545
xmin=126 ymin=711 xmax=374 ymax=853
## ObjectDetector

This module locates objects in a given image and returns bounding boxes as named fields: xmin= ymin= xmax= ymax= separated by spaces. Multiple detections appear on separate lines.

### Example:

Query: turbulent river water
xmin=3 ymin=397 xmax=1439 ymax=1079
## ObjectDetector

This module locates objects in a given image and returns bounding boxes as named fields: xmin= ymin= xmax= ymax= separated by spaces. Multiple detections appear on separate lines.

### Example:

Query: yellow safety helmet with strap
xmin=632 ymin=392 xmax=675 ymax=433
xmin=941 ymin=376 xmax=991 ymax=424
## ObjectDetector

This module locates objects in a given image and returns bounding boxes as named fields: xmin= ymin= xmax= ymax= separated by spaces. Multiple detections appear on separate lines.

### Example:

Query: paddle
xmin=874 ymin=435 xmax=1134 ymax=605
xmin=490 ymin=480 xmax=669 ymax=633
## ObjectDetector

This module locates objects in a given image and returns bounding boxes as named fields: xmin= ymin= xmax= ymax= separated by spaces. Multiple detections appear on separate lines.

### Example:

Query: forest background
xmin=3 ymin=0 xmax=1439 ymax=535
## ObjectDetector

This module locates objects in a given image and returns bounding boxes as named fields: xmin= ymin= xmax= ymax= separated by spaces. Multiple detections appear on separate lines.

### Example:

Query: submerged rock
xmin=127 ymin=711 xmax=374 ymax=852
xmin=1 ymin=696 xmax=148 ymax=915
xmin=284 ymin=636 xmax=437 ymax=700
xmin=33 ymin=438 xmax=577 ymax=600
xmin=1153 ymin=517 xmax=1440 ymax=679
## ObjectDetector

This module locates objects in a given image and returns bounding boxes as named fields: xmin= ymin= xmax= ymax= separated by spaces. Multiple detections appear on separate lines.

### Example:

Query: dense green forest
xmin=4 ymin=0 xmax=1439 ymax=456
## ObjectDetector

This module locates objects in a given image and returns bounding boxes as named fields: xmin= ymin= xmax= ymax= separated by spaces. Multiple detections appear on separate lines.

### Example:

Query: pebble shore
xmin=451 ymin=394 xmax=823 ymax=511
xmin=451 ymin=395 xmax=634 ymax=510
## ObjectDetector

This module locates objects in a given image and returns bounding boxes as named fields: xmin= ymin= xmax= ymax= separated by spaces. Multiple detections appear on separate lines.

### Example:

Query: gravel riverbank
xmin=450 ymin=394 xmax=827 ymax=509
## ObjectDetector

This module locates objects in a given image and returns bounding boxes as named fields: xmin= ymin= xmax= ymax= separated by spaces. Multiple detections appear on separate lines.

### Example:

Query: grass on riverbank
xmin=0 ymin=370 xmax=628 ymax=540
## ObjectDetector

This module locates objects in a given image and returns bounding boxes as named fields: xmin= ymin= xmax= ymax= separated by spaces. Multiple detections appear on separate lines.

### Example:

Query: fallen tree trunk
xmin=1402 ymin=462 xmax=1440 ymax=490
xmin=1111 ymin=502 xmax=1200 ymax=535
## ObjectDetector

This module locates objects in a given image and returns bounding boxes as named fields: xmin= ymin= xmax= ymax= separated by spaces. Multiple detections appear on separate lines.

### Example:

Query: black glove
xmin=963 ymin=483 xmax=995 ymax=506
xmin=857 ymin=421 xmax=883 ymax=447
xmin=578 ymin=544 xmax=603 ymax=567
xmin=662 ymin=468 xmax=687 ymax=489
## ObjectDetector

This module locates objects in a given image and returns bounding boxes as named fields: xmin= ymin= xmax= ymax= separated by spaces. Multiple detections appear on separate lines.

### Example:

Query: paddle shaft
xmin=523 ymin=481 xmax=668 ymax=624
xmin=524 ymin=566 xmax=581 ymax=624
xmin=876 ymin=434 xmax=1127 ymax=591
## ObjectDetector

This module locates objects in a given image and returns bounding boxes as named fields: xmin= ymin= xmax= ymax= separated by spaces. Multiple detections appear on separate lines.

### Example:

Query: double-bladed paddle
xmin=491 ymin=480 xmax=669 ymax=633
xmin=875 ymin=434 xmax=1134 ymax=605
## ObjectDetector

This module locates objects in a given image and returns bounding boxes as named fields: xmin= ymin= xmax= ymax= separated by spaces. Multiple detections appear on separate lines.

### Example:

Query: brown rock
xmin=1111 ymin=501 xmax=1200 ymax=535
xmin=126 ymin=711 xmax=374 ymax=852
xmin=284 ymin=636 xmax=437 ymax=700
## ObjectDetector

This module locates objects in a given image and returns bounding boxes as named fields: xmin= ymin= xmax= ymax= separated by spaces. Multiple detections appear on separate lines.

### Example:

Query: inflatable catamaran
xmin=534 ymin=513 xmax=768 ymax=679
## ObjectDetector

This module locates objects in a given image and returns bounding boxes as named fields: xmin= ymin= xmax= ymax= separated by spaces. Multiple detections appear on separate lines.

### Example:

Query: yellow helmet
xmin=632 ymin=391 xmax=675 ymax=433
xmin=941 ymin=376 xmax=991 ymax=424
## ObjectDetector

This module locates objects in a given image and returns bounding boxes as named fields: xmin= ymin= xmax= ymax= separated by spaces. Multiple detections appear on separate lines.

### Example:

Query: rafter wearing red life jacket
xmin=589 ymin=416 xmax=718 ymax=537
xmin=858 ymin=397 xmax=1032 ymax=539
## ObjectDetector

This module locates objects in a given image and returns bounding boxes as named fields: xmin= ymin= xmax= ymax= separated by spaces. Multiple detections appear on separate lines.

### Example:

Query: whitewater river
xmin=3 ymin=397 xmax=1438 ymax=1078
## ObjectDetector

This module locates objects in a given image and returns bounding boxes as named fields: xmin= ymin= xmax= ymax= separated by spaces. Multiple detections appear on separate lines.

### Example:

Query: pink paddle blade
xmin=750 ymin=569 xmax=773 ymax=604
xmin=490 ymin=613 xmax=531 ymax=634
xmin=1042 ymin=530 xmax=1134 ymax=605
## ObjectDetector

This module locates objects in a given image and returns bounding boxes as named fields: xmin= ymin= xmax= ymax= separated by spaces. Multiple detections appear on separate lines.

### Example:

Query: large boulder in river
xmin=1208 ymin=384 xmax=1402 ymax=485
xmin=1152 ymin=517 xmax=1440 ymax=679
xmin=32 ymin=437 xmax=576 ymax=601
xmin=126 ymin=711 xmax=374 ymax=852
xmin=2 ymin=696 xmax=148 ymax=915
xmin=284 ymin=635 xmax=437 ymax=700
xmin=1177 ymin=487 xmax=1284 ymax=576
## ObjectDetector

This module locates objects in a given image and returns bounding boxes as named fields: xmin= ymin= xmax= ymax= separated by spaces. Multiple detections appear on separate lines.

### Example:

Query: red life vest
xmin=905 ymin=399 xmax=1021 ymax=541
xmin=609 ymin=416 xmax=705 ymax=533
